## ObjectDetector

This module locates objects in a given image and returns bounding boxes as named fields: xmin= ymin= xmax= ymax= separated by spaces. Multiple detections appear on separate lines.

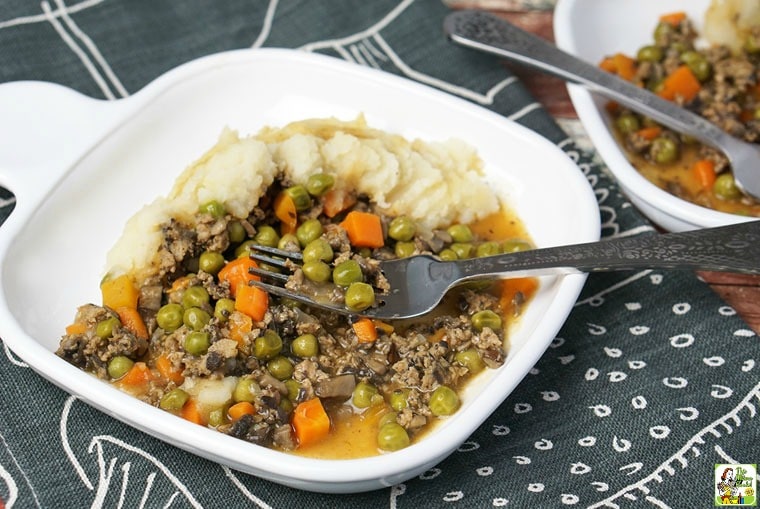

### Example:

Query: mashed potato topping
xmin=107 ymin=116 xmax=498 ymax=283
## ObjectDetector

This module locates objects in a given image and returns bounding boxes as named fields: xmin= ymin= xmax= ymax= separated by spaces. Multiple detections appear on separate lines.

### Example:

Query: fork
xmin=245 ymin=221 xmax=760 ymax=320
xmin=442 ymin=10 xmax=760 ymax=200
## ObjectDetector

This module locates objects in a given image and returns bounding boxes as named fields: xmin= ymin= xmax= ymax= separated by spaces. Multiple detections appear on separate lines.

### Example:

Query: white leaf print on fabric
xmin=0 ymin=462 xmax=19 ymax=508
xmin=59 ymin=397 xmax=206 ymax=509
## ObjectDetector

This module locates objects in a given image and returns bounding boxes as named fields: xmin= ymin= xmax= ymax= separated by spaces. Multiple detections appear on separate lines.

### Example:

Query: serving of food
xmin=555 ymin=0 xmax=760 ymax=231
xmin=598 ymin=4 xmax=760 ymax=216
xmin=0 ymin=49 xmax=599 ymax=491
xmin=55 ymin=116 xmax=539 ymax=457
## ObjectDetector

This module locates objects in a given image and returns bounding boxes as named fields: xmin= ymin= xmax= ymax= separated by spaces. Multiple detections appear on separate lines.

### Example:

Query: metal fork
xmin=442 ymin=10 xmax=760 ymax=200
xmin=245 ymin=221 xmax=760 ymax=320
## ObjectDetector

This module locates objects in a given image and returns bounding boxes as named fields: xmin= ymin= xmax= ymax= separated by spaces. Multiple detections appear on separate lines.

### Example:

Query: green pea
xmin=345 ymin=282 xmax=375 ymax=311
xmin=277 ymin=233 xmax=301 ymax=252
xmin=291 ymin=333 xmax=319 ymax=357
xmin=296 ymin=218 xmax=323 ymax=247
xmin=438 ymin=248 xmax=458 ymax=261
xmin=713 ymin=173 xmax=743 ymax=200
xmin=254 ymin=330 xmax=282 ymax=360
xmin=455 ymin=349 xmax=486 ymax=375
xmin=234 ymin=239 xmax=256 ymax=258
xmin=388 ymin=216 xmax=416 ymax=242
xmin=636 ymin=44 xmax=662 ymax=62
xmin=471 ymin=309 xmax=503 ymax=331
xmin=306 ymin=173 xmax=335 ymax=196
xmin=377 ymin=422 xmax=410 ymax=451
xmin=680 ymin=51 xmax=710 ymax=81
xmin=394 ymin=241 xmax=416 ymax=258
xmin=183 ymin=307 xmax=211 ymax=331
xmin=213 ymin=298 xmax=235 ymax=322
xmin=227 ymin=220 xmax=247 ymax=244
xmin=285 ymin=378 xmax=301 ymax=402
xmin=199 ymin=251 xmax=225 ymax=275
xmin=284 ymin=185 xmax=312 ymax=211
xmin=352 ymin=381 xmax=378 ymax=408
xmin=502 ymin=239 xmax=532 ymax=253
xmin=332 ymin=260 xmax=363 ymax=286
xmin=254 ymin=225 xmax=280 ymax=248
xmin=96 ymin=317 xmax=121 ymax=339
xmin=199 ymin=200 xmax=225 ymax=218
xmin=208 ymin=406 xmax=227 ymax=427
xmin=267 ymin=356 xmax=294 ymax=380
xmin=745 ymin=34 xmax=760 ymax=54
xmin=107 ymin=355 xmax=134 ymax=379
xmin=159 ymin=388 xmax=189 ymax=411
xmin=302 ymin=238 xmax=334 ymax=263
xmin=157 ymin=303 xmax=184 ymax=332
xmin=182 ymin=286 xmax=210 ymax=309
xmin=233 ymin=377 xmax=261 ymax=403
xmin=279 ymin=398 xmax=294 ymax=414
xmin=650 ymin=136 xmax=679 ymax=165
xmin=450 ymin=242 xmax=473 ymax=259
xmin=429 ymin=385 xmax=460 ymax=416
xmin=447 ymin=224 xmax=473 ymax=243
xmin=653 ymin=21 xmax=673 ymax=46
xmin=615 ymin=113 xmax=641 ymax=135
xmin=378 ymin=411 xmax=398 ymax=428
xmin=302 ymin=260 xmax=332 ymax=283
xmin=389 ymin=389 xmax=409 ymax=411
xmin=184 ymin=331 xmax=210 ymax=355
xmin=476 ymin=241 xmax=501 ymax=258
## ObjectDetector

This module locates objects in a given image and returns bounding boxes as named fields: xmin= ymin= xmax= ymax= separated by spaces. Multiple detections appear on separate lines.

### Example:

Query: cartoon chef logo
xmin=715 ymin=464 xmax=757 ymax=506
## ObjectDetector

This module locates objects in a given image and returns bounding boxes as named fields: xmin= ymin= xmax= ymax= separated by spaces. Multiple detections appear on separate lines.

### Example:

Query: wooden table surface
xmin=460 ymin=2 xmax=760 ymax=333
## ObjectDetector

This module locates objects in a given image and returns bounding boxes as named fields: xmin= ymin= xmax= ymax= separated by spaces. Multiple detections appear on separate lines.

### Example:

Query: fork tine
xmin=248 ymin=244 xmax=304 ymax=262
xmin=249 ymin=266 xmax=289 ymax=283
xmin=249 ymin=252 xmax=291 ymax=269
xmin=247 ymin=279 xmax=353 ymax=315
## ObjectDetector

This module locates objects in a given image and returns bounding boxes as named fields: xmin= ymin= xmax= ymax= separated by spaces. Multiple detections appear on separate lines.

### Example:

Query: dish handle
xmin=0 ymin=81 xmax=135 ymax=220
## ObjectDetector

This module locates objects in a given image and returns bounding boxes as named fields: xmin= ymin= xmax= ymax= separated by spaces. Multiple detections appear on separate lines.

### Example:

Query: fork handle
xmin=451 ymin=221 xmax=760 ymax=281
xmin=443 ymin=10 xmax=729 ymax=151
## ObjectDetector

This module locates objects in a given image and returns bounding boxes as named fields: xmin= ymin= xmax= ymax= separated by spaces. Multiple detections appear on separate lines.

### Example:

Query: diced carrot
xmin=65 ymin=322 xmax=87 ymax=335
xmin=429 ymin=328 xmax=447 ymax=343
xmin=228 ymin=311 xmax=253 ymax=347
xmin=322 ymin=188 xmax=357 ymax=218
xmin=180 ymin=398 xmax=204 ymax=425
xmin=353 ymin=317 xmax=378 ymax=344
xmin=115 ymin=306 xmax=149 ymax=340
xmin=234 ymin=283 xmax=269 ymax=322
xmin=218 ymin=257 xmax=260 ymax=298
xmin=155 ymin=354 xmax=184 ymax=385
xmin=373 ymin=320 xmax=394 ymax=335
xmin=599 ymin=53 xmax=637 ymax=81
xmin=599 ymin=56 xmax=617 ymax=74
xmin=292 ymin=398 xmax=331 ymax=447
xmin=604 ymin=101 xmax=621 ymax=114
xmin=168 ymin=275 xmax=193 ymax=295
xmin=499 ymin=277 xmax=539 ymax=316
xmin=101 ymin=274 xmax=139 ymax=310
xmin=692 ymin=159 xmax=717 ymax=190
xmin=228 ymin=401 xmax=256 ymax=421
xmin=119 ymin=362 xmax=153 ymax=387
xmin=612 ymin=53 xmax=637 ymax=81
xmin=659 ymin=11 xmax=686 ymax=26
xmin=635 ymin=126 xmax=662 ymax=141
xmin=340 ymin=211 xmax=385 ymax=248
xmin=658 ymin=65 xmax=701 ymax=103
xmin=274 ymin=191 xmax=297 ymax=234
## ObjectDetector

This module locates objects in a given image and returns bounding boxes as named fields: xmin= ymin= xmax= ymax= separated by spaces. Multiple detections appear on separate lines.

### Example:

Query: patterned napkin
xmin=1 ymin=1 xmax=757 ymax=507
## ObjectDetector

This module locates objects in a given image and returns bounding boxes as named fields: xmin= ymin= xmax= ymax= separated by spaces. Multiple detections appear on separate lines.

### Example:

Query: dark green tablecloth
xmin=1 ymin=1 xmax=758 ymax=507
